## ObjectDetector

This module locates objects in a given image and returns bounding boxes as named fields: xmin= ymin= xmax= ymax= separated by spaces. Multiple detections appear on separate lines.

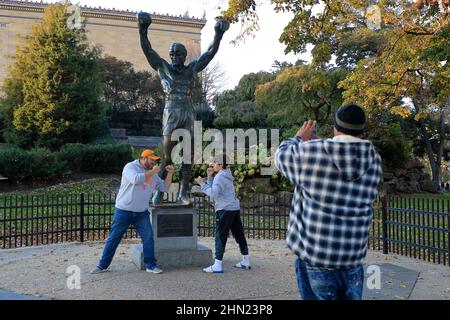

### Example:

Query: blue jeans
xmin=98 ymin=208 xmax=157 ymax=270
xmin=295 ymin=258 xmax=364 ymax=300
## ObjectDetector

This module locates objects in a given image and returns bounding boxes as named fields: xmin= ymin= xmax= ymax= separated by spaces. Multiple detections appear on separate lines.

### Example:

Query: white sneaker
xmin=234 ymin=262 xmax=251 ymax=270
xmin=146 ymin=266 xmax=163 ymax=274
xmin=202 ymin=265 xmax=224 ymax=273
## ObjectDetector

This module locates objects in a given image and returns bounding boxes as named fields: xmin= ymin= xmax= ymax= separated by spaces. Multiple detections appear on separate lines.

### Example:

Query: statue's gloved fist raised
xmin=214 ymin=19 xmax=230 ymax=34
xmin=137 ymin=12 xmax=152 ymax=30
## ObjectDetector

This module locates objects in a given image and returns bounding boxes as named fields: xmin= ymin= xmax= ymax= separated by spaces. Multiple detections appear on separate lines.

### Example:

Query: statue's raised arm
xmin=191 ymin=19 xmax=230 ymax=73
xmin=137 ymin=12 xmax=166 ymax=71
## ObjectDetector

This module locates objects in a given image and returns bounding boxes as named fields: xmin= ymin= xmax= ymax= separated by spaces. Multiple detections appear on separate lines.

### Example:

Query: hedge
xmin=0 ymin=144 xmax=133 ymax=182
xmin=0 ymin=147 xmax=63 ymax=182
xmin=57 ymin=143 xmax=133 ymax=174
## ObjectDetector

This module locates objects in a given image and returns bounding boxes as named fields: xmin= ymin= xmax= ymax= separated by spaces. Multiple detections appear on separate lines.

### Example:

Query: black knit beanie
xmin=334 ymin=104 xmax=366 ymax=136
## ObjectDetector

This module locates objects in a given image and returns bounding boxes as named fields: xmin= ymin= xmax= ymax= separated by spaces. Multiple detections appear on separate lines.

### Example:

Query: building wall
xmin=0 ymin=0 xmax=205 ymax=89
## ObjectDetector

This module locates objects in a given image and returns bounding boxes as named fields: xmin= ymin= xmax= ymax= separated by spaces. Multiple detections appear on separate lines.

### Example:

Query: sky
xmin=46 ymin=0 xmax=311 ymax=91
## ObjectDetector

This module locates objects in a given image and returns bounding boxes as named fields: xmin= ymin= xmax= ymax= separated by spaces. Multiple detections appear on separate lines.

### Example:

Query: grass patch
xmin=409 ymin=192 xmax=450 ymax=201
xmin=0 ymin=177 xmax=120 ymax=196
xmin=30 ymin=178 xmax=120 ymax=195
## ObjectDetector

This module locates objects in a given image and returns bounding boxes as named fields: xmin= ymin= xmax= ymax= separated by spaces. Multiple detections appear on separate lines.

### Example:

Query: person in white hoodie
xmin=195 ymin=154 xmax=250 ymax=273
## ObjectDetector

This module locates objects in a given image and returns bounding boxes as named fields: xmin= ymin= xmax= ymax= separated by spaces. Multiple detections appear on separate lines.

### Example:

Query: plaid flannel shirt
xmin=275 ymin=135 xmax=382 ymax=269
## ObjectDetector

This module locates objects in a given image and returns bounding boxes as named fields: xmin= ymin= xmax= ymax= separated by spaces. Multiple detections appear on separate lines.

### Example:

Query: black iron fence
xmin=0 ymin=192 xmax=449 ymax=266
xmin=369 ymin=196 xmax=450 ymax=266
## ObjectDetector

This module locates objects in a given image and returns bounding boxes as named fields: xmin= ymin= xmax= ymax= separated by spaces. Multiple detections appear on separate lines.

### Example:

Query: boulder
xmin=241 ymin=178 xmax=278 ymax=195
xmin=406 ymin=172 xmax=422 ymax=182
xmin=418 ymin=172 xmax=431 ymax=182
xmin=241 ymin=193 xmax=278 ymax=209
xmin=383 ymin=171 xmax=395 ymax=180
xmin=405 ymin=159 xmax=424 ymax=170
xmin=420 ymin=180 xmax=439 ymax=193
xmin=277 ymin=191 xmax=293 ymax=207
xmin=394 ymin=169 xmax=407 ymax=177
xmin=382 ymin=181 xmax=396 ymax=194
xmin=401 ymin=180 xmax=421 ymax=193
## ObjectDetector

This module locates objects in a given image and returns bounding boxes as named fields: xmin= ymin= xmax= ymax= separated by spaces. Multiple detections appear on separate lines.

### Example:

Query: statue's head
xmin=169 ymin=43 xmax=187 ymax=67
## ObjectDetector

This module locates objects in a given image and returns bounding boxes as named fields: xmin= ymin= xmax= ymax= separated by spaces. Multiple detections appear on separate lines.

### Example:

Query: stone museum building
xmin=0 ymin=0 xmax=206 ymax=90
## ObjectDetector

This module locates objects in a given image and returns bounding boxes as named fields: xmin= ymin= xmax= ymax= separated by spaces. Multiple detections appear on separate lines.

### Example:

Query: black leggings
xmin=214 ymin=210 xmax=248 ymax=260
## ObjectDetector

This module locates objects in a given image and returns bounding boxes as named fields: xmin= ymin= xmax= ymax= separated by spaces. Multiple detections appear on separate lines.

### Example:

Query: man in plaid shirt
xmin=275 ymin=104 xmax=382 ymax=300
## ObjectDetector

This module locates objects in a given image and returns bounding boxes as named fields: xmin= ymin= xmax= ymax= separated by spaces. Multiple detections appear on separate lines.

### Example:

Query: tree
xmin=100 ymin=55 xmax=166 ymax=135
xmin=0 ymin=2 xmax=106 ymax=150
xmin=184 ymin=41 xmax=229 ymax=107
xmin=232 ymin=71 xmax=276 ymax=101
xmin=195 ymin=103 xmax=216 ymax=128
xmin=213 ymin=71 xmax=274 ymax=129
xmin=255 ymin=65 xmax=346 ymax=133
xmin=271 ymin=58 xmax=306 ymax=72
xmin=338 ymin=4 xmax=449 ymax=189
xmin=200 ymin=62 xmax=229 ymax=106
xmin=101 ymin=56 xmax=164 ymax=113
xmin=220 ymin=0 xmax=449 ymax=190
xmin=220 ymin=1 xmax=448 ymax=63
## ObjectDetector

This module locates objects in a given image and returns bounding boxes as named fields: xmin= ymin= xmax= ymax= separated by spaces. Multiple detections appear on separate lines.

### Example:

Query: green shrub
xmin=0 ymin=147 xmax=64 ymax=182
xmin=0 ymin=144 xmax=132 ymax=182
xmin=364 ymin=121 xmax=412 ymax=169
xmin=0 ymin=147 xmax=33 ymax=181
xmin=89 ymin=121 xmax=116 ymax=145
xmin=191 ymin=144 xmax=294 ymax=194
xmin=27 ymin=148 xmax=65 ymax=180
xmin=57 ymin=143 xmax=86 ymax=173
xmin=57 ymin=143 xmax=133 ymax=174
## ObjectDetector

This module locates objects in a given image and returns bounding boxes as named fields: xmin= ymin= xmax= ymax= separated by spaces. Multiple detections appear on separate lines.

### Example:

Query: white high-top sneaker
xmin=234 ymin=255 xmax=251 ymax=270
xmin=203 ymin=259 xmax=224 ymax=273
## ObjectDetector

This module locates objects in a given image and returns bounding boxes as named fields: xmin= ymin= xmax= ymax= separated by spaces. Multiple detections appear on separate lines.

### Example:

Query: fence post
xmin=80 ymin=193 xmax=85 ymax=243
xmin=381 ymin=195 xmax=389 ymax=255
xmin=447 ymin=199 xmax=450 ymax=266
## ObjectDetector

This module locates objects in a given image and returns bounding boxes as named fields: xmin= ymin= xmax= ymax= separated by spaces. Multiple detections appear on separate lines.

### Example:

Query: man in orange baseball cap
xmin=91 ymin=149 xmax=174 ymax=275
xmin=140 ymin=149 xmax=160 ymax=169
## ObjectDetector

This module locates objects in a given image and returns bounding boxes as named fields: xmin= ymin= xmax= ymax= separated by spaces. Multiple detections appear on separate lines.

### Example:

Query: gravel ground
xmin=0 ymin=238 xmax=449 ymax=300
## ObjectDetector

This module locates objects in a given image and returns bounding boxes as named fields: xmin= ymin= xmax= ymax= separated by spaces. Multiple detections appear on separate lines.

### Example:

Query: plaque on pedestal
xmin=151 ymin=203 xmax=197 ymax=251
xmin=131 ymin=203 xmax=212 ymax=269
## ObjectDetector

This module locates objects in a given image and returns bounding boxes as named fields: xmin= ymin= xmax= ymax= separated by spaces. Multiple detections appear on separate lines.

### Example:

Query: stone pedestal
xmin=131 ymin=204 xmax=213 ymax=269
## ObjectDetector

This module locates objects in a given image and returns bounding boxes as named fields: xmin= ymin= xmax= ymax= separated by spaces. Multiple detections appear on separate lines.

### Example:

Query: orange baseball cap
xmin=140 ymin=149 xmax=160 ymax=160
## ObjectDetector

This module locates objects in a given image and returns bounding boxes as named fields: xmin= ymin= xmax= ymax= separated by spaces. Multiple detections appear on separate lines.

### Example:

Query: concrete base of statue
xmin=131 ymin=203 xmax=213 ymax=269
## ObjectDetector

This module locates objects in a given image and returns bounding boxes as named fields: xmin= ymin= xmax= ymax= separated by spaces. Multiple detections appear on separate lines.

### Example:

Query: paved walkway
xmin=0 ymin=290 xmax=47 ymax=300
xmin=0 ymin=238 xmax=449 ymax=300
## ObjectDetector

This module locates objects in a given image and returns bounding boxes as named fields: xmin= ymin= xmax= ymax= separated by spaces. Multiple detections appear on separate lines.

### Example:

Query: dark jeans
xmin=295 ymin=258 xmax=364 ymax=300
xmin=215 ymin=210 xmax=248 ymax=260
xmin=98 ymin=208 xmax=157 ymax=270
